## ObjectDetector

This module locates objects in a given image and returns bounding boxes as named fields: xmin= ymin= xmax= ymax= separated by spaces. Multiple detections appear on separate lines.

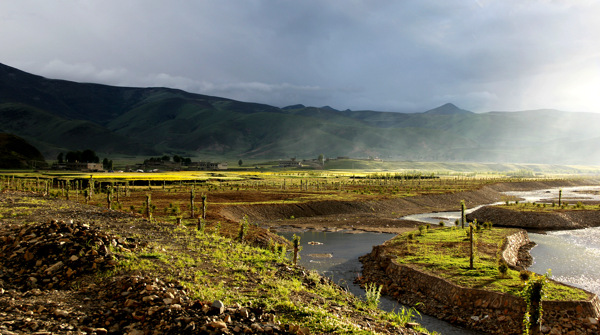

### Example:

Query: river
xmin=279 ymin=185 xmax=600 ymax=334
xmin=278 ymin=229 xmax=481 ymax=335
xmin=403 ymin=185 xmax=600 ymax=296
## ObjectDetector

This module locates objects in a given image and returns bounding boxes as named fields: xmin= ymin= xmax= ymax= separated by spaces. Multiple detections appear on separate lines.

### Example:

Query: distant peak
xmin=282 ymin=104 xmax=306 ymax=110
xmin=319 ymin=105 xmax=339 ymax=112
xmin=423 ymin=103 xmax=472 ymax=115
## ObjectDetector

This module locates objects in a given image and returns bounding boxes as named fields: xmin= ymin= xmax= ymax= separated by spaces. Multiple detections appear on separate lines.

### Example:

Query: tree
xmin=81 ymin=149 xmax=99 ymax=163
xmin=65 ymin=151 xmax=78 ymax=163
xmin=57 ymin=153 xmax=64 ymax=164
xmin=238 ymin=159 xmax=243 ymax=167
xmin=102 ymin=158 xmax=113 ymax=170
xmin=318 ymin=154 xmax=324 ymax=166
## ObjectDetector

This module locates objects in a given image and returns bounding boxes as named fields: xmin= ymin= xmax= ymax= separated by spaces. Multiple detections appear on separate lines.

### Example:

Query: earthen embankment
xmin=359 ymin=231 xmax=600 ymax=334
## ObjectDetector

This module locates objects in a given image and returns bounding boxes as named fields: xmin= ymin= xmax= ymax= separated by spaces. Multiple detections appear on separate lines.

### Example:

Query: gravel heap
xmin=0 ymin=220 xmax=306 ymax=334
xmin=0 ymin=219 xmax=137 ymax=291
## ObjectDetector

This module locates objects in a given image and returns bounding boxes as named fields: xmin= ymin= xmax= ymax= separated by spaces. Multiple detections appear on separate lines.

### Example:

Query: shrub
xmin=519 ymin=270 xmax=531 ymax=281
xmin=418 ymin=225 xmax=427 ymax=235
xmin=439 ymin=221 xmax=445 ymax=227
xmin=498 ymin=259 xmax=509 ymax=278
xmin=364 ymin=283 xmax=382 ymax=309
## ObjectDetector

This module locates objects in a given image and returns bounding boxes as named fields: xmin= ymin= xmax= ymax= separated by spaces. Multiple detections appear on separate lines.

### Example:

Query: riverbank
xmin=468 ymin=206 xmax=600 ymax=231
xmin=359 ymin=228 xmax=600 ymax=334
xmin=224 ymin=179 xmax=597 ymax=233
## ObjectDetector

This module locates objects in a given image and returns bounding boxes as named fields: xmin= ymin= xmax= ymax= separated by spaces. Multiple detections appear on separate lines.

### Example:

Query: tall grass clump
xmin=364 ymin=283 xmax=382 ymax=309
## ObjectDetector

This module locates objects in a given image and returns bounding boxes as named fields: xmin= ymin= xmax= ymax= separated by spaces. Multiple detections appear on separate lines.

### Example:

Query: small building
xmin=278 ymin=158 xmax=302 ymax=168
xmin=188 ymin=161 xmax=228 ymax=171
xmin=65 ymin=162 xmax=104 ymax=172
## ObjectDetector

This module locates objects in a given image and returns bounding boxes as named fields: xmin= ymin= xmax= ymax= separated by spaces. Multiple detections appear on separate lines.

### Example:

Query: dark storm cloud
xmin=1 ymin=0 xmax=599 ymax=113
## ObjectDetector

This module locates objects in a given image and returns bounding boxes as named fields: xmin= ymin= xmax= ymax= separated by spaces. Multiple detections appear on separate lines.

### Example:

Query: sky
xmin=1 ymin=0 xmax=600 ymax=113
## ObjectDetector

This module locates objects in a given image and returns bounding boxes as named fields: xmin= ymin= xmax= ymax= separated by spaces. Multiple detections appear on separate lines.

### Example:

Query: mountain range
xmin=1 ymin=62 xmax=599 ymax=164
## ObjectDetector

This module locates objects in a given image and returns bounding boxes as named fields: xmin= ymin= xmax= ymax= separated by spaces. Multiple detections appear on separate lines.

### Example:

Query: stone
xmin=588 ymin=317 xmax=598 ymax=325
xmin=142 ymin=295 xmax=159 ymax=302
xmin=45 ymin=261 xmax=63 ymax=274
xmin=208 ymin=321 xmax=227 ymax=330
xmin=124 ymin=299 xmax=138 ymax=307
xmin=239 ymin=308 xmax=250 ymax=318
xmin=212 ymin=300 xmax=225 ymax=314
xmin=147 ymin=306 xmax=162 ymax=315
xmin=53 ymin=309 xmax=69 ymax=317
xmin=69 ymin=255 xmax=78 ymax=262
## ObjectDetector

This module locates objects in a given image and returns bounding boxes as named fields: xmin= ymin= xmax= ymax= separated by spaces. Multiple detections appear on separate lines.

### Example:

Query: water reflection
xmin=402 ymin=185 xmax=600 ymax=296
xmin=529 ymin=227 xmax=600 ymax=295
xmin=278 ymin=229 xmax=481 ymax=335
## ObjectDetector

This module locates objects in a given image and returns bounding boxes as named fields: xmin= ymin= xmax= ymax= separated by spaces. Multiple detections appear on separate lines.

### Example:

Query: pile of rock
xmin=0 ymin=219 xmax=138 ymax=290
xmin=0 ymin=274 xmax=307 ymax=334
xmin=78 ymin=275 xmax=298 ymax=334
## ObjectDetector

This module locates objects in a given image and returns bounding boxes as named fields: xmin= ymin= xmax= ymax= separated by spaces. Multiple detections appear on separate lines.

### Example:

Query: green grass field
xmin=387 ymin=226 xmax=589 ymax=301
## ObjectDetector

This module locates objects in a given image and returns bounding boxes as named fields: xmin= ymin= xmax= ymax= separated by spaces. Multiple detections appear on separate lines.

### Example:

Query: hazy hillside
xmin=1 ymin=62 xmax=599 ymax=164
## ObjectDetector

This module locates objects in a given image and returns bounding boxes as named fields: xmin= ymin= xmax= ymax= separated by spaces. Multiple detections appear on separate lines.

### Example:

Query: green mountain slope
xmin=0 ymin=133 xmax=46 ymax=169
xmin=1 ymin=62 xmax=599 ymax=164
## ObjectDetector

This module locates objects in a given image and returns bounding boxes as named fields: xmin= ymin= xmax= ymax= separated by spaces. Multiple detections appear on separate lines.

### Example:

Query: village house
xmin=278 ymin=158 xmax=302 ymax=168
xmin=187 ymin=161 xmax=228 ymax=171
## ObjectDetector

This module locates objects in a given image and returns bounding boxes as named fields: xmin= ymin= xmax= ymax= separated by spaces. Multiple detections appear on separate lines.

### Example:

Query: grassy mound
xmin=385 ymin=226 xmax=588 ymax=300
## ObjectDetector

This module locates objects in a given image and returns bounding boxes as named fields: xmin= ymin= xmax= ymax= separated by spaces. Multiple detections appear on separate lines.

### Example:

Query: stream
xmin=279 ymin=185 xmax=600 ymax=334
xmin=278 ymin=229 xmax=481 ymax=335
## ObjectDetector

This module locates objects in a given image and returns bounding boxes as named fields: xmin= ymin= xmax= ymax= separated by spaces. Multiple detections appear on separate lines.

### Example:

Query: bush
xmin=418 ymin=225 xmax=427 ymax=235
xmin=519 ymin=270 xmax=531 ymax=281
xmin=364 ymin=283 xmax=382 ymax=309
xmin=498 ymin=259 xmax=509 ymax=278
xmin=439 ymin=221 xmax=445 ymax=227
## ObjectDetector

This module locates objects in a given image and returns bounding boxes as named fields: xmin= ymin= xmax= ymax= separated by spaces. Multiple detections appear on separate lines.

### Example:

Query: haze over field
xmin=1 ymin=1 xmax=599 ymax=114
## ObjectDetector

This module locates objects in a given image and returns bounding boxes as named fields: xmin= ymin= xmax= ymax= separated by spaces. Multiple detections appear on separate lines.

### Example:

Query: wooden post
xmin=107 ymin=187 xmax=112 ymax=209
xmin=146 ymin=194 xmax=152 ymax=221
xmin=190 ymin=187 xmax=195 ymax=218
xmin=292 ymin=234 xmax=301 ymax=266
xmin=201 ymin=194 xmax=207 ymax=220
xmin=461 ymin=200 xmax=466 ymax=229
xmin=469 ymin=220 xmax=475 ymax=269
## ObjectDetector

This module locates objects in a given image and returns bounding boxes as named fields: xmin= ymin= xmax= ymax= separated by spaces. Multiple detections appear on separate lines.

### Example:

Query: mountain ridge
xmin=1 ymin=62 xmax=599 ymax=164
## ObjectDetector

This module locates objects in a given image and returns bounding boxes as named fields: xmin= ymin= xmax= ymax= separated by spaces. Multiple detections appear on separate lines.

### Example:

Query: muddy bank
xmin=219 ymin=179 xmax=596 ymax=232
xmin=467 ymin=206 xmax=600 ymax=231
